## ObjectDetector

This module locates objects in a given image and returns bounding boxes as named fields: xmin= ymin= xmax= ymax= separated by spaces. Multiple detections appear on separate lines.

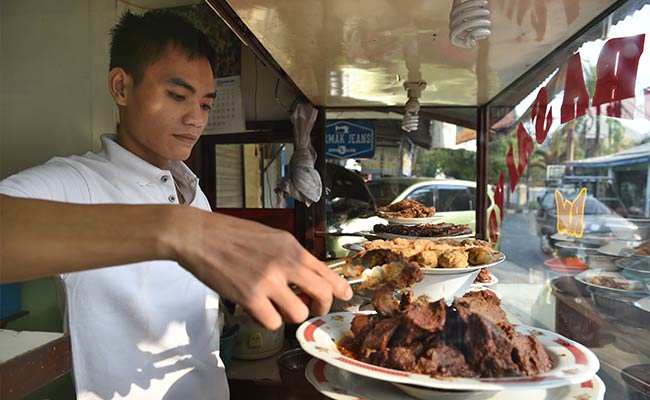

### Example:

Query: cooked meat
xmin=351 ymin=313 xmax=379 ymax=337
xmin=415 ymin=344 xmax=474 ymax=377
xmin=339 ymin=290 xmax=552 ymax=379
xmin=372 ymin=289 xmax=401 ymax=317
xmin=373 ymin=222 xmax=472 ymax=237
xmin=511 ymin=333 xmax=553 ymax=376
xmin=454 ymin=290 xmax=508 ymax=327
xmin=402 ymin=298 xmax=447 ymax=333
xmin=473 ymin=268 xmax=491 ymax=283
xmin=462 ymin=314 xmax=521 ymax=377
xmin=362 ymin=317 xmax=402 ymax=351
xmin=388 ymin=346 xmax=419 ymax=371
xmin=377 ymin=199 xmax=436 ymax=218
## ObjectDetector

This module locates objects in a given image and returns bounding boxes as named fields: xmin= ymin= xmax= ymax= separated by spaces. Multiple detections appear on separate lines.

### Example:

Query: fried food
xmin=414 ymin=250 xmax=438 ymax=268
xmin=438 ymin=249 xmax=469 ymax=268
xmin=468 ymin=247 xmax=496 ymax=265
xmin=362 ymin=238 xmax=497 ymax=270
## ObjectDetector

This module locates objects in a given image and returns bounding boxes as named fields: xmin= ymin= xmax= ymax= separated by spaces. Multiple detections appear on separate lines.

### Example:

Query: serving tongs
xmin=326 ymin=248 xmax=397 ymax=274
xmin=325 ymin=248 xmax=413 ymax=289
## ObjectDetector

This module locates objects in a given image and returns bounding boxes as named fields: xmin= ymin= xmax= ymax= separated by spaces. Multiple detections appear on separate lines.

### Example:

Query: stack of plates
xmin=305 ymin=358 xmax=605 ymax=400
xmin=296 ymin=312 xmax=604 ymax=400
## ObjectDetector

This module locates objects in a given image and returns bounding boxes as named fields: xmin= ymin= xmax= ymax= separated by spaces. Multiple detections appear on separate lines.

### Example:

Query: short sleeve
xmin=0 ymin=159 xmax=91 ymax=203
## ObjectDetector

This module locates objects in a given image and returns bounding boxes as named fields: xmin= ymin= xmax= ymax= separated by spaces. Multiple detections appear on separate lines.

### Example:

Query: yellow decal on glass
xmin=555 ymin=188 xmax=587 ymax=238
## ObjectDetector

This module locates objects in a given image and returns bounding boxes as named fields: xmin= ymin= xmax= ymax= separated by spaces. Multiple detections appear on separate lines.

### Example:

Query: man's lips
xmin=172 ymin=134 xmax=199 ymax=144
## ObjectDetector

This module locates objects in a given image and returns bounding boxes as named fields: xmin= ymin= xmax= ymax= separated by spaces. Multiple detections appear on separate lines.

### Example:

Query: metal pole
xmin=476 ymin=106 xmax=490 ymax=239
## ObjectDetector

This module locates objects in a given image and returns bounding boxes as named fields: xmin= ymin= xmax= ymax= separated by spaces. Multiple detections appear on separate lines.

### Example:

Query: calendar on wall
xmin=204 ymin=75 xmax=246 ymax=135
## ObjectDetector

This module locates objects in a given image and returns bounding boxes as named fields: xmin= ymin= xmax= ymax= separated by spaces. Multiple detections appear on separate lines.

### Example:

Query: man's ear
xmin=108 ymin=67 xmax=132 ymax=106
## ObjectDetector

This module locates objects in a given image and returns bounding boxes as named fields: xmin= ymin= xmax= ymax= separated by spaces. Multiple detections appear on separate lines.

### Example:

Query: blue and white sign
xmin=325 ymin=120 xmax=375 ymax=159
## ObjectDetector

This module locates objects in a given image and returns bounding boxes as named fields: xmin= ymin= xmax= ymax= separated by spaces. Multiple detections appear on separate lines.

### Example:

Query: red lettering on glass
xmin=593 ymin=34 xmax=645 ymax=119
xmin=488 ymin=209 xmax=500 ymax=244
xmin=531 ymin=87 xmax=553 ymax=144
xmin=505 ymin=123 xmax=535 ymax=192
xmin=561 ymin=53 xmax=590 ymax=123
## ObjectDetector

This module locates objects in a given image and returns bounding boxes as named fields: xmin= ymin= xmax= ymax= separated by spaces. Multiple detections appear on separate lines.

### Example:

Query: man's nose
xmin=183 ymin=105 xmax=207 ymax=128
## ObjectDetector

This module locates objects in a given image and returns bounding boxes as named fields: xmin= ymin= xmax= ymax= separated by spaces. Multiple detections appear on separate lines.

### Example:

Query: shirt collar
xmin=98 ymin=134 xmax=199 ymax=190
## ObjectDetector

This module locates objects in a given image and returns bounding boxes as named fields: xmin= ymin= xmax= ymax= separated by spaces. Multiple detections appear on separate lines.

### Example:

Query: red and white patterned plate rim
xmin=305 ymin=358 xmax=605 ymax=400
xmin=296 ymin=311 xmax=600 ymax=392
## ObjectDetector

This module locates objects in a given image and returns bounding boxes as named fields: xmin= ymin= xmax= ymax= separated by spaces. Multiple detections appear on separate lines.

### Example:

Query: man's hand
xmin=169 ymin=207 xmax=353 ymax=330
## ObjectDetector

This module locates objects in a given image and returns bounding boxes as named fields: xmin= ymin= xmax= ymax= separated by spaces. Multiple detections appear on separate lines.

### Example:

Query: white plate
xmin=615 ymin=257 xmax=650 ymax=274
xmin=471 ymin=273 xmax=499 ymax=287
xmin=376 ymin=232 xmax=475 ymax=241
xmin=596 ymin=241 xmax=638 ymax=257
xmin=384 ymin=216 xmax=443 ymax=225
xmin=620 ymin=247 xmax=650 ymax=258
xmin=574 ymin=269 xmax=646 ymax=295
xmin=297 ymin=312 xmax=600 ymax=392
xmin=634 ymin=296 xmax=650 ymax=312
xmin=305 ymin=358 xmax=605 ymax=400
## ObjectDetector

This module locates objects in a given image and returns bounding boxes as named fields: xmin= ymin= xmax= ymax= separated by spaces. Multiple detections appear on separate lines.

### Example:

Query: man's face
xmin=116 ymin=45 xmax=215 ymax=168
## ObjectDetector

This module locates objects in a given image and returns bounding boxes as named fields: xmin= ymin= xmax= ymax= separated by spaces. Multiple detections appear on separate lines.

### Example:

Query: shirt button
xmin=168 ymin=195 xmax=176 ymax=203
xmin=161 ymin=176 xmax=169 ymax=183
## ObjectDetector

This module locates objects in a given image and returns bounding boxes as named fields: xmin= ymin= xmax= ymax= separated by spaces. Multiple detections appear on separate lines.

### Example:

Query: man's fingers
xmin=240 ymin=296 xmax=284 ymax=331
xmin=288 ymin=266 xmax=340 ymax=316
xmin=268 ymin=284 xmax=310 ymax=323
xmin=301 ymin=253 xmax=353 ymax=302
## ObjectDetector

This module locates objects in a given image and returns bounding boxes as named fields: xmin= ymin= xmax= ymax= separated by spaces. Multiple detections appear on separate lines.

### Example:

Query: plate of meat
xmin=575 ymin=269 xmax=646 ymax=294
xmin=296 ymin=292 xmax=599 ymax=391
xmin=305 ymin=358 xmax=606 ymax=400
xmin=376 ymin=199 xmax=437 ymax=220
xmin=373 ymin=222 xmax=474 ymax=240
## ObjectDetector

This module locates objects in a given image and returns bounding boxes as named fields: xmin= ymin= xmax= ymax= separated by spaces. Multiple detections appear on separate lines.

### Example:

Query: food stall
xmin=200 ymin=0 xmax=650 ymax=398
xmin=1 ymin=0 xmax=649 ymax=399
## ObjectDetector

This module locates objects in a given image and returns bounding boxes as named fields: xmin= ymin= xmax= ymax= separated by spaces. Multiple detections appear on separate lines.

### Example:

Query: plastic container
xmin=589 ymin=288 xmax=649 ymax=329
xmin=550 ymin=276 xmax=605 ymax=347
xmin=622 ymin=364 xmax=650 ymax=400
xmin=277 ymin=348 xmax=320 ymax=396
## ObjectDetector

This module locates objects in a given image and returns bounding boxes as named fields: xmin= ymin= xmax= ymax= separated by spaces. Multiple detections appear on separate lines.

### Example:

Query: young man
xmin=0 ymin=11 xmax=350 ymax=399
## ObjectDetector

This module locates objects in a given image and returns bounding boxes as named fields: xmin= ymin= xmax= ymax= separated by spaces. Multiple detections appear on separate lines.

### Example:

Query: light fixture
xmin=402 ymin=81 xmax=427 ymax=133
xmin=449 ymin=0 xmax=492 ymax=49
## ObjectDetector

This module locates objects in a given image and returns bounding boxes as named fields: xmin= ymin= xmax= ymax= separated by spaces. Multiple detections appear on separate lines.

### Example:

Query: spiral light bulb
xmin=449 ymin=0 xmax=492 ymax=49
xmin=402 ymin=98 xmax=421 ymax=133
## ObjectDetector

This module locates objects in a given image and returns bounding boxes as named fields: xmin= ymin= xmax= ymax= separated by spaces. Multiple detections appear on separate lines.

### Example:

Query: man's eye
xmin=201 ymin=103 xmax=212 ymax=111
xmin=168 ymin=92 xmax=185 ymax=101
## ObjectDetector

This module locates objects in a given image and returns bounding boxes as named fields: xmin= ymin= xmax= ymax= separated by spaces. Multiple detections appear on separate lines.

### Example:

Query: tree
xmin=413 ymin=148 xmax=476 ymax=180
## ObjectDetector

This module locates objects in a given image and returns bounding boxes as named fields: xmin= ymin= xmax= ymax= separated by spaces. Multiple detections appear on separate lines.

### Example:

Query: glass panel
xmin=488 ymin=4 xmax=650 ymax=398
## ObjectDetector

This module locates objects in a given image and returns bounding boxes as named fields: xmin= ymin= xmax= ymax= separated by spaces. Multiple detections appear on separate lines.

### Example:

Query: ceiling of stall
xmin=213 ymin=0 xmax=618 ymax=111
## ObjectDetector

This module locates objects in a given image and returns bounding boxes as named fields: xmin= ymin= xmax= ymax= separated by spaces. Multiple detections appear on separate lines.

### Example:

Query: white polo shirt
xmin=0 ymin=134 xmax=228 ymax=400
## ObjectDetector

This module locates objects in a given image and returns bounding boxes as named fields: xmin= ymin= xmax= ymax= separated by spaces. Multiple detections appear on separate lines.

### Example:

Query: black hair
xmin=109 ymin=10 xmax=217 ymax=84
